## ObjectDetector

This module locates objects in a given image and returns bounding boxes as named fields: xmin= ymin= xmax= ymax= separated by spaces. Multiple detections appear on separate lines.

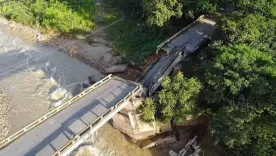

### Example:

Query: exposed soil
xmin=72 ymin=124 xmax=165 ymax=156
xmin=0 ymin=17 xmax=116 ymax=75
xmin=46 ymin=31 xmax=115 ymax=74
xmin=115 ymin=52 xmax=167 ymax=81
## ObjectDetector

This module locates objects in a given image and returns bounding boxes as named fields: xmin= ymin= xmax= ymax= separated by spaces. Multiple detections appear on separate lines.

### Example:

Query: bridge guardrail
xmin=0 ymin=74 xmax=113 ymax=150
xmin=156 ymin=15 xmax=205 ymax=53
xmin=53 ymin=84 xmax=141 ymax=156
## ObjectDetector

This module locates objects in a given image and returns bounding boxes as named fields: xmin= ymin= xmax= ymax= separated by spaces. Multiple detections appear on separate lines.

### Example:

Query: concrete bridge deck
xmin=0 ymin=75 xmax=141 ymax=156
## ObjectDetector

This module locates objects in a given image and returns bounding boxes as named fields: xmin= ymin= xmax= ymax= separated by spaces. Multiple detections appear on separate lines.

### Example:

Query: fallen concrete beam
xmin=105 ymin=64 xmax=128 ymax=74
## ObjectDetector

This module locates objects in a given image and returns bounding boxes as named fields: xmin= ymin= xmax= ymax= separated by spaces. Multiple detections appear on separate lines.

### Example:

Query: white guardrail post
xmin=0 ymin=74 xmax=113 ymax=150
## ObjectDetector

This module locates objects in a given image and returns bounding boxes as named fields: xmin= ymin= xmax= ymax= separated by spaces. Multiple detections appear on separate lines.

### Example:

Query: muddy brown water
xmin=0 ymin=22 xmax=102 ymax=135
xmin=0 ymin=21 xmax=164 ymax=155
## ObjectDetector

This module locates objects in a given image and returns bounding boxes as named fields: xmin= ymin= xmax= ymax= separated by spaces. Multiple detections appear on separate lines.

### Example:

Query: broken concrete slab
xmin=105 ymin=64 xmax=128 ymax=74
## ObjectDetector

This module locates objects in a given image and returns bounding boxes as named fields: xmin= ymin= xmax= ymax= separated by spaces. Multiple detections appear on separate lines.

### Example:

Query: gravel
xmin=0 ymin=90 xmax=11 ymax=141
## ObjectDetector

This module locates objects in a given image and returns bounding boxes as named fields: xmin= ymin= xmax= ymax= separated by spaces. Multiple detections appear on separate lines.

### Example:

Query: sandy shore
xmin=0 ymin=90 xmax=11 ymax=140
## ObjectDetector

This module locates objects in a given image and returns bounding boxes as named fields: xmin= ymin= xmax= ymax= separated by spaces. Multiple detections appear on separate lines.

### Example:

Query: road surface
xmin=161 ymin=18 xmax=217 ymax=54
xmin=0 ymin=77 xmax=138 ymax=156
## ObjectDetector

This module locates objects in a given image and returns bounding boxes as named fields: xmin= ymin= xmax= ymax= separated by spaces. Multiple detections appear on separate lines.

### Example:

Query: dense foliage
xmin=138 ymin=98 xmax=155 ymax=122
xmin=199 ymin=44 xmax=276 ymax=155
xmin=140 ymin=0 xmax=276 ymax=155
xmin=0 ymin=0 xmax=96 ymax=33
xmin=105 ymin=19 xmax=173 ymax=63
xmin=140 ymin=72 xmax=202 ymax=124
xmin=2 ymin=0 xmax=276 ymax=154
xmin=141 ymin=0 xmax=276 ymax=26
xmin=158 ymin=72 xmax=202 ymax=124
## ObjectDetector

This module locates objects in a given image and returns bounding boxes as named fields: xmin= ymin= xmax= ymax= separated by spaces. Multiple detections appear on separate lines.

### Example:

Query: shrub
xmin=0 ymin=0 xmax=96 ymax=34
xmin=138 ymin=98 xmax=155 ymax=123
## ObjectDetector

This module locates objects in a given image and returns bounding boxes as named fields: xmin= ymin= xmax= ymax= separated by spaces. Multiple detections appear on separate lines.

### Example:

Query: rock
xmin=50 ymin=88 xmax=67 ymax=101
xmin=50 ymin=77 xmax=58 ymax=86
xmin=88 ymin=76 xmax=95 ymax=85
xmin=82 ymin=83 xmax=89 ymax=88
xmin=105 ymin=64 xmax=128 ymax=74
xmin=140 ymin=140 xmax=156 ymax=149
xmin=33 ymin=69 xmax=46 ymax=79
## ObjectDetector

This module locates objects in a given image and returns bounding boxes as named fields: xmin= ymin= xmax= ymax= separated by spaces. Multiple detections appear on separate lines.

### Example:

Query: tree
xmin=141 ymin=0 xmax=217 ymax=26
xmin=141 ymin=0 xmax=276 ymax=28
xmin=158 ymin=72 xmax=202 ymax=124
xmin=200 ymin=44 xmax=276 ymax=155
xmin=138 ymin=98 xmax=155 ymax=122
xmin=221 ymin=13 xmax=276 ymax=53
xmin=142 ymin=0 xmax=183 ymax=26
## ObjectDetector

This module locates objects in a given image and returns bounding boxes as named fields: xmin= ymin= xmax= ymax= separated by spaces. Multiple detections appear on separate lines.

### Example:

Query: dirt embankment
xmin=0 ymin=90 xmax=11 ymax=140
xmin=0 ymin=17 xmax=116 ymax=74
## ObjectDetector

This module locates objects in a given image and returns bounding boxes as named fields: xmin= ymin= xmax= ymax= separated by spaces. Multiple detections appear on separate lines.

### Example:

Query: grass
xmin=104 ymin=17 xmax=181 ymax=63
xmin=101 ymin=0 xmax=180 ymax=64
xmin=105 ymin=20 xmax=166 ymax=63
xmin=102 ymin=0 xmax=123 ymax=25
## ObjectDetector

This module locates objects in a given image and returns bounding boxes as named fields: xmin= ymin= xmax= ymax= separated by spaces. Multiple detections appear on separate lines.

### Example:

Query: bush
xmin=43 ymin=1 xmax=94 ymax=33
xmin=105 ymin=19 xmax=165 ymax=63
xmin=138 ymin=98 xmax=155 ymax=123
xmin=0 ymin=0 xmax=96 ymax=34
xmin=0 ymin=2 xmax=35 ymax=25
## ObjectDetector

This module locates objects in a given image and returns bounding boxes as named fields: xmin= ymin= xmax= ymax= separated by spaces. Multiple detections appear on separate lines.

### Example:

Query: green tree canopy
xmin=141 ymin=0 xmax=276 ymax=27
xmin=221 ymin=13 xmax=276 ymax=54
xmin=158 ymin=72 xmax=202 ymax=124
xmin=200 ymin=44 xmax=276 ymax=155
xmin=142 ymin=0 xmax=183 ymax=26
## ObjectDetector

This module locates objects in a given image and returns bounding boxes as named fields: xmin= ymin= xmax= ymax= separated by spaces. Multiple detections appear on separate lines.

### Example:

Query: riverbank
xmin=0 ymin=90 xmax=11 ymax=140
xmin=0 ymin=16 xmax=165 ymax=155
xmin=0 ymin=17 xmax=103 ymax=136
xmin=0 ymin=17 xmax=116 ymax=74
xmin=72 ymin=124 xmax=165 ymax=156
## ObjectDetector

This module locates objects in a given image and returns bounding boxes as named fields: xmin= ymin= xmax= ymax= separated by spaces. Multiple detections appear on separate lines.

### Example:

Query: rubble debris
xmin=105 ymin=64 xmax=128 ymax=74
xmin=169 ymin=136 xmax=201 ymax=156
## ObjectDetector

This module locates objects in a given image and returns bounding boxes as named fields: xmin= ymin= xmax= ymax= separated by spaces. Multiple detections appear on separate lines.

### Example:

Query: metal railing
xmin=53 ymin=84 xmax=141 ymax=156
xmin=0 ymin=74 xmax=113 ymax=150
xmin=156 ymin=15 xmax=205 ymax=53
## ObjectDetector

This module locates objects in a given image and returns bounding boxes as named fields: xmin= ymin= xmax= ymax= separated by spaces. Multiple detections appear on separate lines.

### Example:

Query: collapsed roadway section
xmin=139 ymin=16 xmax=217 ymax=95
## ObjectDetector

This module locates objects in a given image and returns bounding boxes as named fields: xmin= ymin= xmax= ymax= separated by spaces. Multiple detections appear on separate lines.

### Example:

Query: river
xmin=0 ymin=22 xmax=102 ymax=135
xmin=0 ymin=21 xmax=164 ymax=156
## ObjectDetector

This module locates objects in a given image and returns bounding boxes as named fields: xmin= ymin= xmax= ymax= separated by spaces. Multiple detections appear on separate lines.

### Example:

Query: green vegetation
xmin=2 ymin=0 xmax=276 ymax=154
xmin=140 ymin=72 xmax=202 ymax=124
xmin=103 ymin=0 xmax=180 ymax=63
xmin=200 ymin=44 xmax=276 ymax=155
xmin=101 ymin=0 xmax=123 ymax=25
xmin=0 ymin=0 xmax=96 ymax=33
xmin=158 ymin=72 xmax=202 ymax=124
xmin=139 ymin=0 xmax=276 ymax=155
xmin=138 ymin=98 xmax=155 ymax=122
xmin=105 ymin=20 xmax=166 ymax=63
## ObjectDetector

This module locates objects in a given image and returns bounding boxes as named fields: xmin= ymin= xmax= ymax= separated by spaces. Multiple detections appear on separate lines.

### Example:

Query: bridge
xmin=0 ymin=75 xmax=142 ymax=156
xmin=0 ymin=15 xmax=217 ymax=156
xmin=140 ymin=16 xmax=217 ymax=95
